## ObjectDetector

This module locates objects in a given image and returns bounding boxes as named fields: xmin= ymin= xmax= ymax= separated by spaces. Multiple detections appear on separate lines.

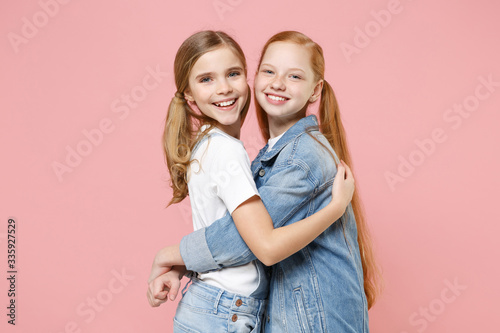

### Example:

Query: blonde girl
xmin=147 ymin=31 xmax=355 ymax=332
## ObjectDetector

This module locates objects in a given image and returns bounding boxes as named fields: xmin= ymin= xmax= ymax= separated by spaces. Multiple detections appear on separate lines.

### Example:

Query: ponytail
xmin=319 ymin=80 xmax=350 ymax=167
xmin=163 ymin=93 xmax=194 ymax=206
xmin=319 ymin=79 xmax=382 ymax=309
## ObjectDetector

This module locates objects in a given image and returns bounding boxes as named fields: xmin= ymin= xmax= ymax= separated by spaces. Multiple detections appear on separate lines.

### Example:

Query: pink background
xmin=2 ymin=0 xmax=499 ymax=332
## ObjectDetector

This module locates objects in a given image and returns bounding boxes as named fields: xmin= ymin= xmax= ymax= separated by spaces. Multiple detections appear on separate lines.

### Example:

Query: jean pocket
xmin=293 ymin=287 xmax=312 ymax=333
xmin=178 ymin=287 xmax=222 ymax=315
xmin=173 ymin=318 xmax=201 ymax=333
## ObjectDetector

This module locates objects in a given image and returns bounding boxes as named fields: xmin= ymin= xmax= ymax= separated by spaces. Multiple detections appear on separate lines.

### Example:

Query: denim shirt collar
xmin=254 ymin=115 xmax=319 ymax=163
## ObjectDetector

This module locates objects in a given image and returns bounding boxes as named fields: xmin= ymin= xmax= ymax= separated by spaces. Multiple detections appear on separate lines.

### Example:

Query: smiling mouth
xmin=266 ymin=94 xmax=288 ymax=101
xmin=213 ymin=99 xmax=236 ymax=107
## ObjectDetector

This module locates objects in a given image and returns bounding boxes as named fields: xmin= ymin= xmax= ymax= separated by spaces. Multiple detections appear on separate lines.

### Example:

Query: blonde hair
xmin=255 ymin=31 xmax=382 ymax=309
xmin=164 ymin=31 xmax=250 ymax=206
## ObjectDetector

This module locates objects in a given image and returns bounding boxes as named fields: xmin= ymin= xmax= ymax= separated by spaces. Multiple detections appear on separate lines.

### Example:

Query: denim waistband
xmin=187 ymin=277 xmax=266 ymax=316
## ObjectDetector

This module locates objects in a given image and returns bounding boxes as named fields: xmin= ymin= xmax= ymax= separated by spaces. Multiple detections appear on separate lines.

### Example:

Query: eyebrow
xmin=194 ymin=66 xmax=244 ymax=80
xmin=195 ymin=72 xmax=213 ymax=80
xmin=227 ymin=66 xmax=244 ymax=72
xmin=260 ymin=63 xmax=306 ymax=74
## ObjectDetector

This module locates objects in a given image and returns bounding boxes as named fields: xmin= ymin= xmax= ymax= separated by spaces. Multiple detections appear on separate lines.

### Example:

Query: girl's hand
xmin=147 ymin=266 xmax=186 ymax=307
xmin=148 ymin=260 xmax=171 ymax=285
xmin=148 ymin=245 xmax=184 ymax=284
xmin=331 ymin=160 xmax=355 ymax=213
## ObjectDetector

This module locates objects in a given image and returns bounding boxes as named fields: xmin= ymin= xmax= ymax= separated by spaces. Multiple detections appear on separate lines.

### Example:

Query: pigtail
xmin=319 ymin=79 xmax=382 ymax=309
xmin=163 ymin=93 xmax=193 ymax=206
xmin=319 ymin=80 xmax=350 ymax=166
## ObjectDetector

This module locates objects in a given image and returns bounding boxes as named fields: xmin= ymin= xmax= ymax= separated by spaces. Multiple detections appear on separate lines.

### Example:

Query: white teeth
xmin=268 ymin=95 xmax=286 ymax=101
xmin=214 ymin=99 xmax=236 ymax=107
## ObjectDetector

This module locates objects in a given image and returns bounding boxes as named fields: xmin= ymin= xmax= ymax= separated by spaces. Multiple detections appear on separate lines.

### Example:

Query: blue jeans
xmin=173 ymin=277 xmax=267 ymax=333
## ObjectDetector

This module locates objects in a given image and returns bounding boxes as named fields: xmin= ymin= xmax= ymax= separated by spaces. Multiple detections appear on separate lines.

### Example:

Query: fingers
xmin=147 ymin=277 xmax=170 ymax=307
xmin=336 ymin=160 xmax=346 ymax=180
xmin=340 ymin=160 xmax=354 ymax=184
xmin=156 ymin=290 xmax=169 ymax=300
xmin=168 ymin=277 xmax=181 ymax=301
xmin=147 ymin=287 xmax=168 ymax=307
xmin=153 ymin=276 xmax=170 ymax=298
xmin=147 ymin=272 xmax=184 ymax=307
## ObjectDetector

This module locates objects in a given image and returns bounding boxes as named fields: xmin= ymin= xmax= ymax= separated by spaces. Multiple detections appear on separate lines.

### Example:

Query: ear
xmin=309 ymin=80 xmax=324 ymax=103
xmin=183 ymin=88 xmax=195 ymax=102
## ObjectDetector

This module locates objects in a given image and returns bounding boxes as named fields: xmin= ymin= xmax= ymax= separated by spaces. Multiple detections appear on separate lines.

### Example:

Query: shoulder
xmin=211 ymin=134 xmax=248 ymax=160
xmin=278 ymin=130 xmax=339 ymax=185
xmin=193 ymin=133 xmax=249 ymax=172
xmin=194 ymin=131 xmax=245 ymax=157
xmin=281 ymin=129 xmax=338 ymax=165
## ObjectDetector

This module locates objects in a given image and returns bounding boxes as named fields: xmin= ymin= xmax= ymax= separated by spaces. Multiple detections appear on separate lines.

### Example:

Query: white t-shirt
xmin=187 ymin=126 xmax=260 ymax=296
xmin=267 ymin=132 xmax=285 ymax=152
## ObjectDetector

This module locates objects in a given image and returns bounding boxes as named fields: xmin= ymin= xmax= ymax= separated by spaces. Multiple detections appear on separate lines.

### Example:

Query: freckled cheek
xmin=253 ymin=75 xmax=266 ymax=89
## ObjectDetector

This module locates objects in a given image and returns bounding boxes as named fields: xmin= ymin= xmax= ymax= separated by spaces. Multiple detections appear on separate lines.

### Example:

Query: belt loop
xmin=213 ymin=289 xmax=223 ymax=314
xmin=181 ymin=273 xmax=194 ymax=298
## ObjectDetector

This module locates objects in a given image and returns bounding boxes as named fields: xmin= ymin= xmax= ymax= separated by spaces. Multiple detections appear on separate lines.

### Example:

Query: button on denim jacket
xmin=180 ymin=115 xmax=369 ymax=332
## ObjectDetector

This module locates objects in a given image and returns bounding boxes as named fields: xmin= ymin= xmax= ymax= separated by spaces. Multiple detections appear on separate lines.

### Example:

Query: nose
xmin=216 ymin=78 xmax=233 ymax=95
xmin=270 ymin=75 xmax=285 ymax=91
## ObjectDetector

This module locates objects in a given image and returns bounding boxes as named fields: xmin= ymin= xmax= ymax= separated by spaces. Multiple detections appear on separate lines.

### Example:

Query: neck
xmin=267 ymin=111 xmax=306 ymax=139
xmin=216 ymin=119 xmax=241 ymax=139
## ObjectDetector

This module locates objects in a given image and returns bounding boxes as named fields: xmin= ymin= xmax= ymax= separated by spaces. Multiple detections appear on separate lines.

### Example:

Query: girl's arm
xmin=149 ymin=245 xmax=184 ymax=278
xmin=231 ymin=160 xmax=354 ymax=266
xmin=148 ymin=161 xmax=353 ymax=272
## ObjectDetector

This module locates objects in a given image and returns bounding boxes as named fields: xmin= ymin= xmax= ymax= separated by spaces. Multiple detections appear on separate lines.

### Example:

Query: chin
xmin=219 ymin=117 xmax=239 ymax=126
xmin=262 ymin=106 xmax=285 ymax=116
xmin=219 ymin=121 xmax=235 ymax=126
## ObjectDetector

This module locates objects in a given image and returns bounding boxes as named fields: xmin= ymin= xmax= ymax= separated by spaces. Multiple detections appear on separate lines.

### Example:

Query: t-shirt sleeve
xmin=209 ymin=137 xmax=259 ymax=214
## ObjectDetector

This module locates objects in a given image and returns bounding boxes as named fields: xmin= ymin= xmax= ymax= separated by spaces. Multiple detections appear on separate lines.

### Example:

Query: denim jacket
xmin=180 ymin=115 xmax=369 ymax=332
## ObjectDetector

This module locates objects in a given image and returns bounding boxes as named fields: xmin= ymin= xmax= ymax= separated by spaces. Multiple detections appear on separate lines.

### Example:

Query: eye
xmin=200 ymin=77 xmax=212 ymax=83
xmin=228 ymin=71 xmax=241 ymax=78
xmin=290 ymin=74 xmax=302 ymax=80
xmin=261 ymin=69 xmax=274 ymax=75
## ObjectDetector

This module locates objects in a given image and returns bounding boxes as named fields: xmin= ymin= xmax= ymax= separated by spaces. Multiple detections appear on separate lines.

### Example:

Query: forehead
xmin=190 ymin=47 xmax=244 ymax=75
xmin=261 ymin=42 xmax=312 ymax=70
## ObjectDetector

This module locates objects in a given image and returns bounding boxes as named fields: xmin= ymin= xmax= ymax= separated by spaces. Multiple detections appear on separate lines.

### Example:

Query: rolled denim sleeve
xmin=179 ymin=227 xmax=218 ymax=272
xmin=180 ymin=160 xmax=317 ymax=272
